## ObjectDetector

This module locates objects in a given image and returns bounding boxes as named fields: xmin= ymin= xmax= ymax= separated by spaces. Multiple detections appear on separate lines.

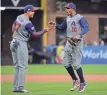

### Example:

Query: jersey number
xmin=72 ymin=27 xmax=77 ymax=32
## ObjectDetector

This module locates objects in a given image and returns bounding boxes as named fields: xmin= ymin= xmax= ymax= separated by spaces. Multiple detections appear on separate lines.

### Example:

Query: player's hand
xmin=73 ymin=35 xmax=81 ymax=40
xmin=48 ymin=21 xmax=56 ymax=25
xmin=46 ymin=21 xmax=55 ymax=32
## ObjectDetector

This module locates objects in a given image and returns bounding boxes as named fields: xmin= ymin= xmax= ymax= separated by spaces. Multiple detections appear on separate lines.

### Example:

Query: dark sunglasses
xmin=31 ymin=10 xmax=35 ymax=12
xmin=28 ymin=10 xmax=35 ymax=12
xmin=66 ymin=7 xmax=70 ymax=9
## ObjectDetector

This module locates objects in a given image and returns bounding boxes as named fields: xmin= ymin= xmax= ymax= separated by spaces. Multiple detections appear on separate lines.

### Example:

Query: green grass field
xmin=1 ymin=64 xmax=107 ymax=74
xmin=1 ymin=64 xmax=107 ymax=95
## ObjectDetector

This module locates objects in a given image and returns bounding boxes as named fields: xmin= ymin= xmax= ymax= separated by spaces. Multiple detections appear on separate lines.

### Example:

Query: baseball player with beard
xmin=52 ymin=2 xmax=89 ymax=92
xmin=10 ymin=5 xmax=54 ymax=93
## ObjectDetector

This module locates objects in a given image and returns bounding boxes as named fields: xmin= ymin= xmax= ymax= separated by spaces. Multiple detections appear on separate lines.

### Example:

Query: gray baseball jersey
xmin=56 ymin=14 xmax=89 ymax=70
xmin=13 ymin=14 xmax=32 ymax=42
xmin=66 ymin=14 xmax=83 ymax=38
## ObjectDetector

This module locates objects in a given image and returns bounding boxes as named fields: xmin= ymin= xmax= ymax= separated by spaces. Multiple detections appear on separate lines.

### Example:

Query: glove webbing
xmin=67 ymin=37 xmax=81 ymax=46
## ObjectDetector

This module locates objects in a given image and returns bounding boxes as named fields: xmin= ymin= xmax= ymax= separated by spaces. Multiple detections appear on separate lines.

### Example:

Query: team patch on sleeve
xmin=31 ymin=27 xmax=35 ymax=30
xmin=25 ymin=23 xmax=36 ymax=34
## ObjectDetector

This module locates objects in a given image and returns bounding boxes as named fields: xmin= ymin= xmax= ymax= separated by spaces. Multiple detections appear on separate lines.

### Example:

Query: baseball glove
xmin=67 ymin=37 xmax=81 ymax=46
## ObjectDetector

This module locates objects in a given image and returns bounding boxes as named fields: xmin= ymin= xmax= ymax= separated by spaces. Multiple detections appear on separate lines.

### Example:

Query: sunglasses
xmin=30 ymin=10 xmax=35 ymax=12
xmin=66 ymin=7 xmax=70 ymax=9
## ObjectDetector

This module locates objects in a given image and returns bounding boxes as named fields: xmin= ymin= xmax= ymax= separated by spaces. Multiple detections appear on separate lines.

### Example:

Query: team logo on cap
xmin=28 ymin=9 xmax=31 ymax=11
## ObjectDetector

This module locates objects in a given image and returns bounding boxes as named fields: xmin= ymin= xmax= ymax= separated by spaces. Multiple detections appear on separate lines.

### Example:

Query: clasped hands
xmin=46 ymin=21 xmax=56 ymax=32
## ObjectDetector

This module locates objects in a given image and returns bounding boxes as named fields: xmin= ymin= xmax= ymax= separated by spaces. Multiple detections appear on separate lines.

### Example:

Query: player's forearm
xmin=56 ymin=19 xmax=67 ymax=31
xmin=56 ymin=24 xmax=66 ymax=31
xmin=32 ymin=29 xmax=47 ymax=37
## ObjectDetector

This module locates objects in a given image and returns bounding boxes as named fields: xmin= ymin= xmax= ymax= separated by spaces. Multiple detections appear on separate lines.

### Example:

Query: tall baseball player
xmin=10 ymin=5 xmax=54 ymax=93
xmin=56 ymin=2 xmax=89 ymax=92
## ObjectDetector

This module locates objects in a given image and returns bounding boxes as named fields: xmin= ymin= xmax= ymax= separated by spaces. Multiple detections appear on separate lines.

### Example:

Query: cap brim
xmin=32 ymin=8 xmax=38 ymax=12
xmin=64 ymin=6 xmax=71 ymax=9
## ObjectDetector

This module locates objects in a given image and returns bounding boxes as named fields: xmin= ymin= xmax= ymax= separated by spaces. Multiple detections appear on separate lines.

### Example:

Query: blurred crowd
xmin=85 ymin=24 xmax=107 ymax=46
xmin=100 ymin=24 xmax=107 ymax=45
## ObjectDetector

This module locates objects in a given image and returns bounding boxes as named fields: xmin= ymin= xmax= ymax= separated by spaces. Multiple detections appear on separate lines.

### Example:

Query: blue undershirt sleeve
xmin=25 ymin=23 xmax=35 ymax=34
xmin=25 ymin=22 xmax=47 ymax=37
xmin=56 ymin=19 xmax=67 ymax=31
xmin=79 ymin=17 xmax=89 ymax=37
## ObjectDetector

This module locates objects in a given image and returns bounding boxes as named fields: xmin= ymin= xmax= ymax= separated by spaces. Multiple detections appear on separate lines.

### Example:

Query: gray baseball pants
xmin=10 ymin=39 xmax=28 ymax=91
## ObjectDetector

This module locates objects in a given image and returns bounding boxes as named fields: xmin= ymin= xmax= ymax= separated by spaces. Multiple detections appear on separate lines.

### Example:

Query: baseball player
xmin=55 ymin=2 xmax=89 ymax=92
xmin=10 ymin=5 xmax=54 ymax=93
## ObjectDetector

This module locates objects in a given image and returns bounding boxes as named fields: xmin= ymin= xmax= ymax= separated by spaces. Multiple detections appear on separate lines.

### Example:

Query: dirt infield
xmin=1 ymin=74 xmax=107 ymax=82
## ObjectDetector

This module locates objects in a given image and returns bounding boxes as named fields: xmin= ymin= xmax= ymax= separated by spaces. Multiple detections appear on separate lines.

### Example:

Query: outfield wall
xmin=46 ymin=45 xmax=107 ymax=64
xmin=82 ymin=46 xmax=107 ymax=64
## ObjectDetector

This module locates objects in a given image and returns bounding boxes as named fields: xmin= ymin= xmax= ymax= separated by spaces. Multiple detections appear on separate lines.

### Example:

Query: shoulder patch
xmin=31 ymin=27 xmax=34 ymax=30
